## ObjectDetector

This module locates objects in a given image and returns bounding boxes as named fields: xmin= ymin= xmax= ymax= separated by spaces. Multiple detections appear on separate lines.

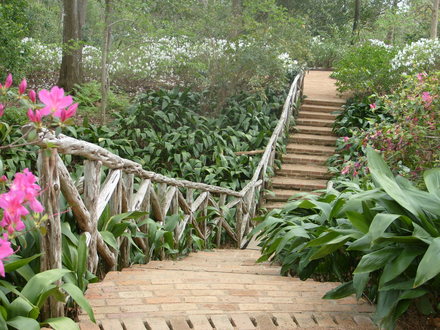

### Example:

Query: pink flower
xmin=0 ymin=191 xmax=28 ymax=234
xmin=4 ymin=74 xmax=12 ymax=89
xmin=11 ymin=168 xmax=43 ymax=213
xmin=343 ymin=136 xmax=349 ymax=142
xmin=341 ymin=166 xmax=350 ymax=175
xmin=38 ymin=86 xmax=73 ymax=116
xmin=0 ymin=176 xmax=7 ymax=183
xmin=0 ymin=234 xmax=14 ymax=277
xmin=369 ymin=103 xmax=377 ymax=109
xmin=18 ymin=79 xmax=27 ymax=95
xmin=422 ymin=92 xmax=433 ymax=107
xmin=53 ymin=103 xmax=78 ymax=122
xmin=28 ymin=90 xmax=36 ymax=103
xmin=417 ymin=72 xmax=427 ymax=82
xmin=27 ymin=109 xmax=43 ymax=124
xmin=0 ymin=104 xmax=4 ymax=117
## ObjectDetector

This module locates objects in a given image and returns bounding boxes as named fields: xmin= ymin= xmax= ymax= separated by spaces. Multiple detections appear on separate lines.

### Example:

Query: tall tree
xmin=352 ymin=0 xmax=361 ymax=43
xmin=386 ymin=0 xmax=400 ymax=44
xmin=431 ymin=0 xmax=439 ymax=38
xmin=100 ymin=0 xmax=113 ymax=124
xmin=58 ymin=0 xmax=86 ymax=92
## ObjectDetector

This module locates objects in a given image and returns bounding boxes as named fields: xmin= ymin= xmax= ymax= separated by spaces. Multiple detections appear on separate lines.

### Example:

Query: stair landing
xmin=79 ymin=249 xmax=375 ymax=329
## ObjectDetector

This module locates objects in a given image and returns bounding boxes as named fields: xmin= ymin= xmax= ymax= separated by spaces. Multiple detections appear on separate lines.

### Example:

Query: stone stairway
xmin=264 ymin=98 xmax=345 ymax=210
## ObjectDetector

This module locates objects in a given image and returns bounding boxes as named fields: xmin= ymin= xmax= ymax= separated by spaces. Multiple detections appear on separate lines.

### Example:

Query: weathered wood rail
xmin=34 ymin=72 xmax=304 ymax=315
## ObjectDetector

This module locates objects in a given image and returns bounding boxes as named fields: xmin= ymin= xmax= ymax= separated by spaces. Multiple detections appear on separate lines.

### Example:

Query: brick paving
xmin=265 ymin=70 xmax=347 ymax=210
xmin=79 ymin=248 xmax=376 ymax=329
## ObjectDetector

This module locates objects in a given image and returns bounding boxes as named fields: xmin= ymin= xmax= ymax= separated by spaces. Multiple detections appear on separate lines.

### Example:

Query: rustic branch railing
xmin=34 ymin=72 xmax=304 ymax=280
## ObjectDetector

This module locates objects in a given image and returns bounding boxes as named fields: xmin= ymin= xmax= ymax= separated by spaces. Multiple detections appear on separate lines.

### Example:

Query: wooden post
xmin=216 ymin=194 xmax=226 ymax=247
xmin=83 ymin=160 xmax=102 ymax=273
xmin=119 ymin=173 xmax=133 ymax=269
xmin=236 ymin=200 xmax=243 ymax=248
xmin=37 ymin=149 xmax=63 ymax=318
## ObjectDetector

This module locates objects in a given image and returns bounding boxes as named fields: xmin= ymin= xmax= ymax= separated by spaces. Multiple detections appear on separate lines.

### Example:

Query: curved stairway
xmin=265 ymin=73 xmax=346 ymax=210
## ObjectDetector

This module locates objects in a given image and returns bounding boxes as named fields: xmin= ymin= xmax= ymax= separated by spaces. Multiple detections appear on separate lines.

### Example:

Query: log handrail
xmin=34 ymin=71 xmax=304 ymax=274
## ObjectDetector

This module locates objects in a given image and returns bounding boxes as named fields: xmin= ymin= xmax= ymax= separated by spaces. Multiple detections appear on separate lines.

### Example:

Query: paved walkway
xmin=79 ymin=248 xmax=375 ymax=329
xmin=265 ymin=70 xmax=346 ymax=209
xmin=78 ymin=72 xmax=376 ymax=329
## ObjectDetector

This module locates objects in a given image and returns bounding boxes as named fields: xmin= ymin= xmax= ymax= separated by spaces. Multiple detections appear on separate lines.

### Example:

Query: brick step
xmin=265 ymin=189 xmax=319 ymax=202
xmin=294 ymin=125 xmax=334 ymax=136
xmin=301 ymin=104 xmax=342 ymax=113
xmin=286 ymin=143 xmax=335 ymax=156
xmin=272 ymin=177 xmax=328 ymax=190
xmin=296 ymin=118 xmax=334 ymax=127
xmin=298 ymin=111 xmax=336 ymax=121
xmin=303 ymin=98 xmax=346 ymax=107
xmin=289 ymin=133 xmax=337 ymax=146
xmin=282 ymin=154 xmax=329 ymax=165
xmin=264 ymin=201 xmax=288 ymax=210
xmin=277 ymin=164 xmax=331 ymax=179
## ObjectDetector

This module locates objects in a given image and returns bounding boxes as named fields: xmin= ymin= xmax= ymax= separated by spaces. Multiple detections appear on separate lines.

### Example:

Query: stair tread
xmin=283 ymin=154 xmax=329 ymax=162
xmin=266 ymin=189 xmax=319 ymax=200
xmin=272 ymin=177 xmax=328 ymax=186
xmin=287 ymin=143 xmax=335 ymax=152
xmin=304 ymin=99 xmax=346 ymax=107
xmin=301 ymin=104 xmax=342 ymax=113
xmin=291 ymin=133 xmax=337 ymax=141
xmin=296 ymin=118 xmax=334 ymax=125
xmin=280 ymin=164 xmax=328 ymax=172
xmin=295 ymin=125 xmax=333 ymax=133
xmin=299 ymin=111 xmax=336 ymax=117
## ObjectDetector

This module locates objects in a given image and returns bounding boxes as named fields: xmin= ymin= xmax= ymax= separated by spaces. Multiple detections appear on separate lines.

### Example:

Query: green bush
xmin=331 ymin=41 xmax=399 ymax=96
xmin=252 ymin=148 xmax=440 ymax=329
xmin=330 ymin=72 xmax=439 ymax=182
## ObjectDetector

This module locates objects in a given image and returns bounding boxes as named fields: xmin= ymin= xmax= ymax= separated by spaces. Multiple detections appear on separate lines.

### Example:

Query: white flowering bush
xmin=22 ymin=37 xmax=300 ymax=92
xmin=391 ymin=38 xmax=440 ymax=74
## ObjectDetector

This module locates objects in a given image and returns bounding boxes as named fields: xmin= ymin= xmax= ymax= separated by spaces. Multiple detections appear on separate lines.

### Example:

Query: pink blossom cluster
xmin=0 ymin=73 xmax=78 ymax=125
xmin=0 ymin=169 xmax=43 ymax=277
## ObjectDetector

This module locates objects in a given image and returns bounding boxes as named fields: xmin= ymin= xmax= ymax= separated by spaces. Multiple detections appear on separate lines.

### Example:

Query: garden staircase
xmin=264 ymin=73 xmax=346 ymax=210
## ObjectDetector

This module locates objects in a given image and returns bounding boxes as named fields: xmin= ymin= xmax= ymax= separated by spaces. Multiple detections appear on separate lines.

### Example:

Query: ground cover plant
xmin=251 ymin=148 xmax=440 ymax=329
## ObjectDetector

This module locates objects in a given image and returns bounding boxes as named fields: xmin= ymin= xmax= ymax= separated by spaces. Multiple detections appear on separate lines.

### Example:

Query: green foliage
xmin=251 ymin=148 xmax=440 ymax=329
xmin=72 ymin=81 xmax=130 ymax=122
xmin=330 ymin=72 xmax=439 ymax=182
xmin=331 ymin=42 xmax=399 ymax=96
xmin=0 ymin=0 xmax=29 ymax=77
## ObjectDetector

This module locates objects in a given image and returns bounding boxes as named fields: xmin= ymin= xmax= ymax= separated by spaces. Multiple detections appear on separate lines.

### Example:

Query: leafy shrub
xmin=391 ymin=38 xmax=440 ymax=75
xmin=330 ymin=72 xmax=439 ymax=182
xmin=308 ymin=36 xmax=348 ymax=69
xmin=252 ymin=148 xmax=440 ymax=329
xmin=331 ymin=41 xmax=399 ymax=96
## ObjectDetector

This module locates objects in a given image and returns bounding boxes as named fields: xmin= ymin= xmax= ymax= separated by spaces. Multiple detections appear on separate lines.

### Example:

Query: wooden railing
xmin=34 ymin=72 xmax=304 ymax=278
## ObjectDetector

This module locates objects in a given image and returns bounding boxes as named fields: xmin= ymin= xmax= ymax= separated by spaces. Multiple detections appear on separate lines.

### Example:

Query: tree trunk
xmin=58 ymin=0 xmax=84 ymax=92
xmin=232 ymin=0 xmax=241 ymax=16
xmin=431 ymin=0 xmax=440 ymax=39
xmin=100 ymin=0 xmax=113 ymax=124
xmin=351 ymin=0 xmax=361 ymax=44
xmin=386 ymin=0 xmax=399 ymax=44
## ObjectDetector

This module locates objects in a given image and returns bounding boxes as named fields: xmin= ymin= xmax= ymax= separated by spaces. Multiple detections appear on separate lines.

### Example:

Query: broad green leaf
xmin=6 ymin=316 xmax=39 ymax=330
xmin=21 ymin=269 xmax=71 ymax=305
xmin=379 ymin=248 xmax=423 ymax=288
xmin=306 ymin=231 xmax=340 ymax=247
xmin=424 ymin=168 xmax=440 ymax=199
xmin=354 ymin=247 xmax=400 ymax=274
xmin=414 ymin=237 xmax=440 ymax=287
xmin=4 ymin=254 xmax=41 ymax=273
xmin=164 ymin=214 xmax=180 ymax=232
xmin=346 ymin=211 xmax=369 ymax=234
xmin=368 ymin=214 xmax=401 ymax=243
xmin=44 ymin=317 xmax=79 ymax=330
xmin=353 ymin=273 xmax=369 ymax=299
xmin=99 ymin=231 xmax=118 ymax=250
xmin=366 ymin=147 xmax=420 ymax=217
xmin=309 ymin=237 xmax=350 ymax=260
xmin=61 ymin=283 xmax=95 ymax=322
xmin=322 ymin=281 xmax=355 ymax=299
xmin=8 ymin=297 xmax=33 ymax=319
xmin=77 ymin=234 xmax=88 ymax=291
